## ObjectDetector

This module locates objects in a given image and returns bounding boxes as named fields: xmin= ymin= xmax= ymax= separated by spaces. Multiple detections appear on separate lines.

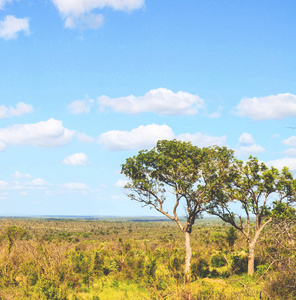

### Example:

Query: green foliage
xmin=231 ymin=252 xmax=248 ymax=274
xmin=271 ymin=201 xmax=296 ymax=220
xmin=191 ymin=258 xmax=210 ymax=279
xmin=207 ymin=156 xmax=296 ymax=275
xmin=121 ymin=140 xmax=236 ymax=231
xmin=4 ymin=225 xmax=27 ymax=253
xmin=0 ymin=217 xmax=294 ymax=299
xmin=226 ymin=227 xmax=237 ymax=248
xmin=211 ymin=253 xmax=227 ymax=268
xmin=34 ymin=276 xmax=68 ymax=300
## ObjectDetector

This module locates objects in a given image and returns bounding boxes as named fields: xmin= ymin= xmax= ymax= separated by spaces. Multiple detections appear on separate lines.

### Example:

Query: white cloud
xmin=51 ymin=0 xmax=144 ymax=28
xmin=0 ymin=0 xmax=12 ymax=9
xmin=267 ymin=158 xmax=296 ymax=171
xmin=234 ymin=93 xmax=296 ymax=120
xmin=238 ymin=133 xmax=255 ymax=145
xmin=282 ymin=136 xmax=296 ymax=147
xmin=26 ymin=178 xmax=48 ymax=186
xmin=63 ymin=153 xmax=90 ymax=165
xmin=65 ymin=13 xmax=103 ymax=29
xmin=51 ymin=0 xmax=144 ymax=15
xmin=0 ymin=15 xmax=30 ymax=40
xmin=63 ymin=182 xmax=90 ymax=190
xmin=11 ymin=171 xmax=32 ymax=179
xmin=98 ymin=88 xmax=204 ymax=115
xmin=282 ymin=136 xmax=296 ymax=158
xmin=177 ymin=132 xmax=226 ymax=147
xmin=206 ymin=105 xmax=223 ymax=119
xmin=283 ymin=148 xmax=296 ymax=157
xmin=115 ymin=179 xmax=129 ymax=187
xmin=0 ymin=102 xmax=33 ymax=119
xmin=0 ymin=177 xmax=49 ymax=192
xmin=235 ymin=132 xmax=265 ymax=157
xmin=99 ymin=123 xmax=227 ymax=151
xmin=235 ymin=144 xmax=265 ymax=157
xmin=0 ymin=118 xmax=75 ymax=151
xmin=98 ymin=124 xmax=174 ymax=151
xmin=0 ymin=181 xmax=8 ymax=189
xmin=68 ymin=97 xmax=94 ymax=114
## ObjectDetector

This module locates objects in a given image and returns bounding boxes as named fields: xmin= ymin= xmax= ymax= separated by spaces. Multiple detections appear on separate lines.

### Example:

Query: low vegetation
xmin=0 ymin=217 xmax=295 ymax=299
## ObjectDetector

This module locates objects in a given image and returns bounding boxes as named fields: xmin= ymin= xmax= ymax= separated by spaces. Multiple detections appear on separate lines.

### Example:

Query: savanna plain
xmin=0 ymin=217 xmax=295 ymax=300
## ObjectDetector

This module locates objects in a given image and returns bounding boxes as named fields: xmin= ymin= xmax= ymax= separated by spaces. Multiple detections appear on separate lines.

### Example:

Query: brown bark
xmin=184 ymin=231 xmax=192 ymax=282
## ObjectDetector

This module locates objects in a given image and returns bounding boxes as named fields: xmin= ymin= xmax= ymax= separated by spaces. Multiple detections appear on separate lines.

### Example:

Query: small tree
xmin=207 ymin=156 xmax=296 ymax=276
xmin=121 ymin=139 xmax=236 ymax=282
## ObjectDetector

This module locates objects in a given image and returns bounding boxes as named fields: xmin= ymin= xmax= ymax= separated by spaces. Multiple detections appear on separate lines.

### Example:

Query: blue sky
xmin=1 ymin=0 xmax=296 ymax=216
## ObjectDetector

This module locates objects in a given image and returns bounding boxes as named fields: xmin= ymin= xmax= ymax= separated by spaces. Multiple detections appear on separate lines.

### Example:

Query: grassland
xmin=0 ymin=217 xmax=294 ymax=299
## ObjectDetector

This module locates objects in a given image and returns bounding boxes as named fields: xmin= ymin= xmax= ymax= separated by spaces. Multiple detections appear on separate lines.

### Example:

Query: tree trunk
xmin=248 ymin=242 xmax=255 ymax=276
xmin=184 ymin=231 xmax=192 ymax=282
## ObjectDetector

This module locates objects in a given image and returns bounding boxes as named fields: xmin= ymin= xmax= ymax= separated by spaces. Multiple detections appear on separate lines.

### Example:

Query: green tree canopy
xmin=121 ymin=139 xmax=237 ymax=281
xmin=207 ymin=156 xmax=296 ymax=275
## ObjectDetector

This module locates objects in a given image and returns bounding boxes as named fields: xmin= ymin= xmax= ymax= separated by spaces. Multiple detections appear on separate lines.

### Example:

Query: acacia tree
xmin=207 ymin=156 xmax=296 ymax=276
xmin=121 ymin=139 xmax=236 ymax=281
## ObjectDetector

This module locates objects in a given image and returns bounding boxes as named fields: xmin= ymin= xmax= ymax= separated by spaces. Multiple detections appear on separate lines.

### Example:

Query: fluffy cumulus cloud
xmin=282 ymin=136 xmax=296 ymax=148
xmin=0 ymin=118 xmax=75 ymax=151
xmin=51 ymin=0 xmax=144 ymax=29
xmin=235 ymin=144 xmax=265 ymax=157
xmin=234 ymin=93 xmax=296 ymax=120
xmin=177 ymin=132 xmax=226 ymax=147
xmin=65 ymin=12 xmax=103 ymax=29
xmin=267 ymin=158 xmax=296 ymax=171
xmin=0 ymin=102 xmax=33 ymax=119
xmin=0 ymin=15 xmax=30 ymax=40
xmin=238 ymin=133 xmax=255 ymax=145
xmin=62 ymin=153 xmax=90 ymax=165
xmin=98 ymin=88 xmax=204 ymax=115
xmin=235 ymin=133 xmax=265 ymax=157
xmin=98 ymin=124 xmax=174 ymax=151
xmin=281 ymin=135 xmax=296 ymax=158
xmin=68 ymin=98 xmax=94 ymax=114
xmin=99 ymin=123 xmax=226 ymax=151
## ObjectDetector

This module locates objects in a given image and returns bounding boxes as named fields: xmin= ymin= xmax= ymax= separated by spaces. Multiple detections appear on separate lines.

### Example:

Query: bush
xmin=211 ymin=253 xmax=227 ymax=268
xmin=231 ymin=252 xmax=248 ymax=274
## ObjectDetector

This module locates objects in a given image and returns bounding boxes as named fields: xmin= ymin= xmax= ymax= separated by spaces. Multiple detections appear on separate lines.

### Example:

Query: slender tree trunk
xmin=184 ymin=231 xmax=192 ymax=282
xmin=247 ymin=220 xmax=272 ymax=276
xmin=248 ymin=242 xmax=255 ymax=276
